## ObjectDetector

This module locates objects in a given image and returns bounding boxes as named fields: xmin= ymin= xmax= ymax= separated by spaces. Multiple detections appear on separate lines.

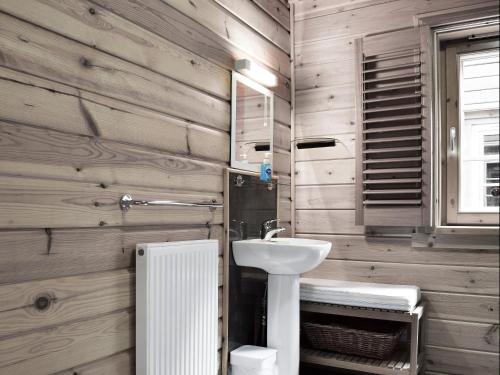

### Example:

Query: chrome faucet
xmin=260 ymin=219 xmax=286 ymax=241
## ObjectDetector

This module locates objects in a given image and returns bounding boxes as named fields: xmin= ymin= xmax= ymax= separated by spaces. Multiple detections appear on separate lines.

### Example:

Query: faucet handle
xmin=260 ymin=219 xmax=279 ymax=239
xmin=263 ymin=227 xmax=286 ymax=241
xmin=262 ymin=219 xmax=279 ymax=228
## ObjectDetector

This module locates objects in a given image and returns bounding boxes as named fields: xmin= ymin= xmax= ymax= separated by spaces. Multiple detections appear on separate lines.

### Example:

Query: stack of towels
xmin=300 ymin=278 xmax=421 ymax=312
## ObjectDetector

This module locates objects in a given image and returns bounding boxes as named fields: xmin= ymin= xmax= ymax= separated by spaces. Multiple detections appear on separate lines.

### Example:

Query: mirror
xmin=231 ymin=72 xmax=274 ymax=173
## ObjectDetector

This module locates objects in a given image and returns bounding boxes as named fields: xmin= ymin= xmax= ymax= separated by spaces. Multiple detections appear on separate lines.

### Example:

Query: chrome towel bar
xmin=119 ymin=194 xmax=223 ymax=212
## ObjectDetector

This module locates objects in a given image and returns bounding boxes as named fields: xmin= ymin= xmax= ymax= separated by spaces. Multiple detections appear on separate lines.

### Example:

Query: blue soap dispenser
xmin=260 ymin=152 xmax=272 ymax=182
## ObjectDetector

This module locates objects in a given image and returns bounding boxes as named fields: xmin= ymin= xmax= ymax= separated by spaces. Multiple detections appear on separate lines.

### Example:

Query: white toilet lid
xmin=230 ymin=345 xmax=277 ymax=369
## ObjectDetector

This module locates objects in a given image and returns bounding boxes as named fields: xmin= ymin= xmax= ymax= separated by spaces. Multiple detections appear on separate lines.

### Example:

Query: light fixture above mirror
xmin=234 ymin=59 xmax=278 ymax=88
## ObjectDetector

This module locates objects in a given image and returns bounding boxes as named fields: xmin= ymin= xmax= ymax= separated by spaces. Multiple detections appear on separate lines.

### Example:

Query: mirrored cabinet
xmin=231 ymin=71 xmax=274 ymax=173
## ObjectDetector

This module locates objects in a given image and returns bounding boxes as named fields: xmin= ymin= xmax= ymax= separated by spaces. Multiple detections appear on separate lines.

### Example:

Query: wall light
xmin=234 ymin=59 xmax=278 ymax=87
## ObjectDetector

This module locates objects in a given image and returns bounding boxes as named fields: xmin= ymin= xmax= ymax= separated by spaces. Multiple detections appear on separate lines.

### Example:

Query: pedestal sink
xmin=232 ymin=238 xmax=331 ymax=375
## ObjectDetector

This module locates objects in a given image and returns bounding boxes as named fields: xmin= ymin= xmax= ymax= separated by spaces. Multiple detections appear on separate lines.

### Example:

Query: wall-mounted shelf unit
xmin=300 ymin=302 xmax=425 ymax=375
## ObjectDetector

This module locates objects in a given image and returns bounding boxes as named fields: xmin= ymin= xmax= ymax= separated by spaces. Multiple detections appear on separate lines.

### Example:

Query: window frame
xmin=436 ymin=29 xmax=499 ymax=228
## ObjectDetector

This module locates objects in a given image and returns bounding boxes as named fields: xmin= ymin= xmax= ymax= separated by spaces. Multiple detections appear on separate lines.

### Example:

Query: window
xmin=438 ymin=25 xmax=499 ymax=226
xmin=459 ymin=51 xmax=499 ymax=213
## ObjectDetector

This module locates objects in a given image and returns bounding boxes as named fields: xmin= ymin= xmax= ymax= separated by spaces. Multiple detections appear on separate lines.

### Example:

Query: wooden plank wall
xmin=292 ymin=0 xmax=499 ymax=374
xmin=0 ymin=0 xmax=291 ymax=373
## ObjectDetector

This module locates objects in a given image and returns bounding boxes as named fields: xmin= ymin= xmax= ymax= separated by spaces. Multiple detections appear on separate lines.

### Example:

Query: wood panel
xmin=0 ymin=120 xmax=226 ymax=191
xmin=0 ymin=67 xmax=229 ymax=171
xmin=281 ymin=221 xmax=293 ymax=236
xmin=294 ymin=1 xmax=499 ymax=374
xmin=0 ymin=0 xmax=231 ymax=100
xmin=0 ymin=309 xmax=134 ymax=375
xmin=275 ymin=96 xmax=293 ymax=126
xmin=423 ymin=292 xmax=499 ymax=324
xmin=296 ymin=185 xmax=356 ymax=209
xmin=276 ymin=123 xmax=292 ymax=152
xmin=253 ymin=0 xmax=291 ymax=31
xmin=294 ymin=0 xmax=393 ymax=20
xmin=51 ymin=334 xmax=223 ymax=375
xmin=295 ymin=159 xmax=356 ymax=185
xmin=306 ymin=259 xmax=499 ymax=295
xmin=274 ymin=148 xmax=292 ymax=175
xmin=0 ymin=266 xmax=224 ymax=339
xmin=0 ymin=176 xmax=223 ymax=229
xmin=95 ymin=0 xmax=291 ymax=100
xmin=0 ymin=0 xmax=291 ymax=373
xmin=296 ymin=84 xmax=356 ymax=114
xmin=279 ymin=172 xmax=292 ymax=233
xmin=426 ymin=319 xmax=499 ymax=353
xmin=162 ymin=0 xmax=291 ymax=68
xmin=363 ymin=207 xmax=429 ymax=228
xmin=295 ymin=234 xmax=500 ymax=267
xmin=296 ymin=209 xmax=364 ymax=235
xmin=279 ymin=198 xmax=292 ymax=222
xmin=0 ymin=14 xmax=230 ymax=130
xmin=412 ymin=233 xmax=500 ymax=250
xmin=296 ymin=59 xmax=355 ymax=90
xmin=0 ymin=226 xmax=223 ymax=284
xmin=295 ymin=36 xmax=355 ymax=66
xmin=211 ymin=0 xmax=290 ymax=52
xmin=295 ymin=0 xmax=498 ymax=43
xmin=0 ymin=79 xmax=230 ymax=160
xmin=425 ymin=345 xmax=499 ymax=375
xmin=278 ymin=0 xmax=290 ymax=8
xmin=296 ymin=108 xmax=357 ymax=137
xmin=278 ymin=175 xmax=292 ymax=199
xmin=0 ymin=226 xmax=223 ymax=374
xmin=160 ymin=0 xmax=290 ymax=65
xmin=0 ymin=270 xmax=134 ymax=339
xmin=0 ymin=63 xmax=230 ymax=131
xmin=53 ymin=350 xmax=134 ymax=375
xmin=0 ymin=110 xmax=228 ymax=164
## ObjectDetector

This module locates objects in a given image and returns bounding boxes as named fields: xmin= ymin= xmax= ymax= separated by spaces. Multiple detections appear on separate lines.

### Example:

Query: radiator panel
xmin=136 ymin=240 xmax=219 ymax=375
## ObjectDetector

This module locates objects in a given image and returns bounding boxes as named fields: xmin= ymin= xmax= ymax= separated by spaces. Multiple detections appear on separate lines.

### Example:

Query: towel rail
xmin=119 ymin=194 xmax=223 ymax=212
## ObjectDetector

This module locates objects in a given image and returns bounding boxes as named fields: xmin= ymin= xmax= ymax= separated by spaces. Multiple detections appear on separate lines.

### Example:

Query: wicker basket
xmin=302 ymin=320 xmax=405 ymax=359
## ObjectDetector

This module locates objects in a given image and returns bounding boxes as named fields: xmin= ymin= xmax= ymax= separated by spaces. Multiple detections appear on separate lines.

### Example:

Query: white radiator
xmin=136 ymin=240 xmax=219 ymax=375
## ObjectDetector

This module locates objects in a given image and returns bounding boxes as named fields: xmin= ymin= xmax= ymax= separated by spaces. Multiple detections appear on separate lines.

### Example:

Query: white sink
xmin=232 ymin=237 xmax=331 ymax=375
xmin=233 ymin=238 xmax=331 ymax=275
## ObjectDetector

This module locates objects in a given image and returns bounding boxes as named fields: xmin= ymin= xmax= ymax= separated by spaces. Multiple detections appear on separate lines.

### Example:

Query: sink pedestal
xmin=232 ymin=238 xmax=331 ymax=375
xmin=267 ymin=274 xmax=300 ymax=375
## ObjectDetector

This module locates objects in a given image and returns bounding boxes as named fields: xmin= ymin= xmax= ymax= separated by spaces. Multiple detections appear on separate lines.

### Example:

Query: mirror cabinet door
xmin=231 ymin=72 xmax=274 ymax=173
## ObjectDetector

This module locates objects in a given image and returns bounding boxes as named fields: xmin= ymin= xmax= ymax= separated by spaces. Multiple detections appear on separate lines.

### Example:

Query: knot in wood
xmin=80 ymin=57 xmax=92 ymax=68
xmin=34 ymin=295 xmax=52 ymax=311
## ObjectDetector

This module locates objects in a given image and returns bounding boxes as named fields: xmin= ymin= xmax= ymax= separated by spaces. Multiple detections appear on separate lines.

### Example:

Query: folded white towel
xmin=300 ymin=278 xmax=421 ymax=312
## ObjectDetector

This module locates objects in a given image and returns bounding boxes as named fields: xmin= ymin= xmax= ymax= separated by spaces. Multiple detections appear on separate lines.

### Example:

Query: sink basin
xmin=233 ymin=237 xmax=331 ymax=275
